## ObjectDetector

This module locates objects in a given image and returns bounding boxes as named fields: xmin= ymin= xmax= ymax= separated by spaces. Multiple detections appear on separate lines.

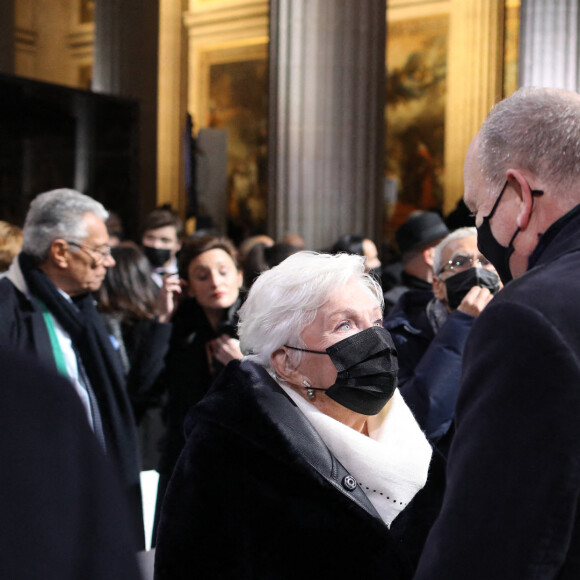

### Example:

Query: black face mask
xmin=285 ymin=326 xmax=398 ymax=416
xmin=444 ymin=267 xmax=501 ymax=310
xmin=143 ymin=246 xmax=171 ymax=269
xmin=476 ymin=181 xmax=544 ymax=284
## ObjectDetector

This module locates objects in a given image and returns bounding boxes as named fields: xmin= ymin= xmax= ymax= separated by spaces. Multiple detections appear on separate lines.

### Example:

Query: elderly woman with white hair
xmin=154 ymin=251 xmax=445 ymax=579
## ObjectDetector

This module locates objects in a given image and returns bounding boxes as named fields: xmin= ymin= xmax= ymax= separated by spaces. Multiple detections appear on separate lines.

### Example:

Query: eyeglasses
xmin=439 ymin=253 xmax=491 ymax=274
xmin=66 ymin=241 xmax=112 ymax=263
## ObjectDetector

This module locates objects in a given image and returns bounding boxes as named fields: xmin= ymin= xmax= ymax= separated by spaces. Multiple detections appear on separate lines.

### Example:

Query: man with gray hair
xmin=415 ymin=87 xmax=580 ymax=578
xmin=0 ymin=189 xmax=144 ymax=549
xmin=383 ymin=227 xmax=500 ymax=455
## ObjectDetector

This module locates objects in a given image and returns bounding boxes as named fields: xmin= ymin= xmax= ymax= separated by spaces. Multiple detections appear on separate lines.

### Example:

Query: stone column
xmin=157 ymin=0 xmax=188 ymax=212
xmin=519 ymin=0 xmax=580 ymax=90
xmin=269 ymin=0 xmax=386 ymax=250
xmin=93 ymin=0 xmax=160 ymax=218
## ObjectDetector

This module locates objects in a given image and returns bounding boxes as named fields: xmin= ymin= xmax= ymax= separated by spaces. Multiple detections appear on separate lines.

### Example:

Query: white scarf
xmin=281 ymin=385 xmax=433 ymax=527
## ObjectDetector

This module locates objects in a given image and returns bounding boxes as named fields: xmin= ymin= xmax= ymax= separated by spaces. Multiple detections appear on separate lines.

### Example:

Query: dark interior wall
xmin=0 ymin=1 xmax=14 ymax=75
xmin=93 ymin=0 xmax=160 ymax=235
xmin=0 ymin=73 xmax=140 ymax=239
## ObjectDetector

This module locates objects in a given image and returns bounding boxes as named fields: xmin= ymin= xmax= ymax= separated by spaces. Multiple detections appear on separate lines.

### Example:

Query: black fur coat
xmin=155 ymin=359 xmax=445 ymax=579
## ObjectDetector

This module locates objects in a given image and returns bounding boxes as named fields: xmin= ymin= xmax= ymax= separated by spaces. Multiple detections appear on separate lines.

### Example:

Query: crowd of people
xmin=2 ymin=86 xmax=580 ymax=579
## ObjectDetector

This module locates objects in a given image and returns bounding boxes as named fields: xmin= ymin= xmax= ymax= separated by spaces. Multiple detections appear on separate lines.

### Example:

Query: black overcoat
xmin=0 ymin=348 xmax=141 ymax=579
xmin=155 ymin=359 xmax=445 ymax=579
xmin=415 ymin=206 xmax=580 ymax=578
xmin=0 ymin=271 xmax=144 ymax=547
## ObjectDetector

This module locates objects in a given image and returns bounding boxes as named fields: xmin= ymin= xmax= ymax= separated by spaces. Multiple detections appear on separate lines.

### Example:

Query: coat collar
xmin=528 ymin=202 xmax=580 ymax=270
xmin=202 ymin=359 xmax=385 ymax=524
xmin=5 ymin=253 xmax=31 ymax=298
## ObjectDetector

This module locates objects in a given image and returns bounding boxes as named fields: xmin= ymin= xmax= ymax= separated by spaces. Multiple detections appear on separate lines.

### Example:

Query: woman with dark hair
xmin=97 ymin=243 xmax=174 ymax=470
xmin=152 ymin=234 xmax=244 ymax=538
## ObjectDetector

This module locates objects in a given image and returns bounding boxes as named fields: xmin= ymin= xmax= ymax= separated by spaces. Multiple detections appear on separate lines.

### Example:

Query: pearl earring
xmin=303 ymin=379 xmax=315 ymax=400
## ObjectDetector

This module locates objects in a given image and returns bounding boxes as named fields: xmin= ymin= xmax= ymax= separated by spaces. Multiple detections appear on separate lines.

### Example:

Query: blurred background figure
xmin=0 ymin=347 xmax=141 ymax=580
xmin=330 ymin=233 xmax=382 ymax=277
xmin=141 ymin=206 xmax=183 ymax=288
xmin=242 ymin=241 xmax=301 ymax=290
xmin=96 ymin=243 xmax=174 ymax=471
xmin=264 ymin=242 xmax=301 ymax=268
xmin=105 ymin=211 xmax=125 ymax=247
xmin=380 ymin=239 xmax=403 ymax=294
xmin=238 ymin=233 xmax=275 ymax=290
xmin=281 ymin=232 xmax=306 ymax=249
xmin=383 ymin=227 xmax=501 ymax=456
xmin=152 ymin=234 xmax=244 ymax=542
xmin=237 ymin=234 xmax=274 ymax=266
xmin=383 ymin=211 xmax=449 ymax=314
xmin=0 ymin=220 xmax=23 ymax=274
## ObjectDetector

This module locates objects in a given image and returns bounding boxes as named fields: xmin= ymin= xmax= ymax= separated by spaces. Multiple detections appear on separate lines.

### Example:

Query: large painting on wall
xmin=385 ymin=14 xmax=448 ymax=236
xmin=205 ymin=50 xmax=268 ymax=243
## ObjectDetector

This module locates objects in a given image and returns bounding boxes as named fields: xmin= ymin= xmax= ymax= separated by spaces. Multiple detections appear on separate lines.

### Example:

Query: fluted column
xmin=443 ymin=0 xmax=504 ymax=214
xmin=93 ymin=0 xmax=160 ymax=217
xmin=269 ymin=0 xmax=386 ymax=250
xmin=519 ymin=0 xmax=580 ymax=89
xmin=157 ymin=0 xmax=188 ymax=212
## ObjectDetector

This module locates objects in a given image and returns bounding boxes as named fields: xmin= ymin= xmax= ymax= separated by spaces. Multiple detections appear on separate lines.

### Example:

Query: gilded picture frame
xmin=196 ymin=42 xmax=269 ymax=240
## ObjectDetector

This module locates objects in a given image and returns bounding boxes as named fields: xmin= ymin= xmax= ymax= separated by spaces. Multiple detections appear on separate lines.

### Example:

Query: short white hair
xmin=433 ymin=227 xmax=476 ymax=275
xmin=238 ymin=251 xmax=383 ymax=372
xmin=479 ymin=87 xmax=580 ymax=199
xmin=22 ymin=189 xmax=108 ymax=261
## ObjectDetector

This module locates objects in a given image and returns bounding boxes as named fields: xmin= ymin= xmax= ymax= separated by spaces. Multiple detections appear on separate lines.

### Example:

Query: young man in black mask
xmin=383 ymin=227 xmax=500 ymax=455
xmin=141 ymin=207 xmax=183 ymax=288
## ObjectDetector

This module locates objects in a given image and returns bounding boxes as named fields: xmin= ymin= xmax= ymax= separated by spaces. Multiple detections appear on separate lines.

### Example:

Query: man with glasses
xmin=415 ymin=87 xmax=580 ymax=579
xmin=383 ymin=227 xmax=500 ymax=455
xmin=0 ymin=188 xmax=144 ymax=550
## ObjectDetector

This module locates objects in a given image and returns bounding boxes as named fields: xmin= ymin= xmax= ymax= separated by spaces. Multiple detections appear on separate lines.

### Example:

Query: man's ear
xmin=423 ymin=246 xmax=435 ymax=267
xmin=50 ymin=239 xmax=70 ymax=269
xmin=271 ymin=347 xmax=302 ymax=386
xmin=506 ymin=169 xmax=535 ymax=230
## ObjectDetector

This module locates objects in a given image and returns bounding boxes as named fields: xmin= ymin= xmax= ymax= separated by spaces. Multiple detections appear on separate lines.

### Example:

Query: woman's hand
xmin=156 ymin=273 xmax=184 ymax=323
xmin=208 ymin=335 xmax=243 ymax=365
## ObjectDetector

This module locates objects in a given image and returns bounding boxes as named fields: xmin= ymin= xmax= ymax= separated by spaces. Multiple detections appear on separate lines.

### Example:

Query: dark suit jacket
xmin=155 ymin=359 xmax=445 ymax=579
xmin=384 ymin=289 xmax=474 ymax=450
xmin=414 ymin=206 xmax=580 ymax=579
xmin=0 ymin=348 xmax=141 ymax=580
xmin=0 ymin=273 xmax=144 ymax=547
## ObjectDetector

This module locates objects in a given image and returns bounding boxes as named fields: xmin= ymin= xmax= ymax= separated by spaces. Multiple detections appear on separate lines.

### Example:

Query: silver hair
xmin=478 ymin=87 xmax=580 ymax=199
xmin=237 ymin=251 xmax=384 ymax=373
xmin=21 ymin=189 xmax=109 ymax=261
xmin=433 ymin=227 xmax=477 ymax=275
